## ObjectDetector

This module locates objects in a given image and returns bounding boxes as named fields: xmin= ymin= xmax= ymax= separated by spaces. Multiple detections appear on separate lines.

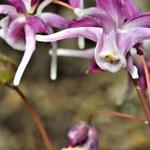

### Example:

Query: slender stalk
xmin=89 ymin=110 xmax=147 ymax=124
xmin=140 ymin=55 xmax=150 ymax=106
xmin=52 ymin=0 xmax=74 ymax=10
xmin=132 ymin=79 xmax=150 ymax=124
xmin=6 ymin=84 xmax=52 ymax=150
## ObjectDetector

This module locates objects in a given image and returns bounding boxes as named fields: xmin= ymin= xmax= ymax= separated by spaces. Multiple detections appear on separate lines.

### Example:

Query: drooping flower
xmin=36 ymin=0 xmax=150 ymax=79
xmin=66 ymin=122 xmax=99 ymax=150
xmin=0 ymin=0 xmax=68 ymax=85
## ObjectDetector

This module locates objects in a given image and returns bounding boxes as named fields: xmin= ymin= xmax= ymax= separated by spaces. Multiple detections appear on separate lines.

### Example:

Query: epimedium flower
xmin=36 ymin=0 xmax=150 ymax=79
xmin=65 ymin=122 xmax=99 ymax=150
xmin=0 ymin=0 xmax=69 ymax=85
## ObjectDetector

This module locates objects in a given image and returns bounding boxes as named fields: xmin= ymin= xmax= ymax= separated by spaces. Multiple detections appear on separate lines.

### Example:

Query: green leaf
xmin=0 ymin=53 xmax=16 ymax=84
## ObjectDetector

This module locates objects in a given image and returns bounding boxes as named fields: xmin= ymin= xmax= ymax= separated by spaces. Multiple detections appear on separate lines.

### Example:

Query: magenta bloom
xmin=67 ymin=122 xmax=99 ymax=150
xmin=0 ymin=0 xmax=68 ymax=85
xmin=36 ymin=0 xmax=150 ymax=79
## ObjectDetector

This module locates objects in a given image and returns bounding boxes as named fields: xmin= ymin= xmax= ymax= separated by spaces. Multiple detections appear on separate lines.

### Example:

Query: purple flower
xmin=0 ymin=0 xmax=68 ymax=85
xmin=36 ymin=0 xmax=150 ymax=79
xmin=69 ymin=0 xmax=84 ymax=9
xmin=67 ymin=122 xmax=99 ymax=150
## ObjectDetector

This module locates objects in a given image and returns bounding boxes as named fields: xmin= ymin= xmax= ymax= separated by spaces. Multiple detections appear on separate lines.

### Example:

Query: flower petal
xmin=50 ymin=42 xmax=58 ymax=80
xmin=21 ymin=0 xmax=37 ymax=14
xmin=0 ymin=5 xmax=17 ymax=15
xmin=3 ymin=17 xmax=26 ymax=50
xmin=123 ymin=13 xmax=150 ymax=29
xmin=31 ymin=0 xmax=39 ymax=7
xmin=122 ymin=0 xmax=141 ymax=19
xmin=49 ymin=48 xmax=94 ymax=58
xmin=88 ymin=59 xmax=103 ymax=73
xmin=126 ymin=53 xmax=139 ymax=79
xmin=36 ymin=27 xmax=102 ymax=43
xmin=69 ymin=17 xmax=99 ymax=28
xmin=13 ymin=24 xmax=36 ymax=86
xmin=119 ymin=27 xmax=150 ymax=54
xmin=85 ymin=128 xmax=99 ymax=150
xmin=26 ymin=16 xmax=47 ymax=33
xmin=40 ymin=12 xmax=69 ymax=28
xmin=68 ymin=122 xmax=89 ymax=147
xmin=8 ymin=0 xmax=26 ymax=13
xmin=69 ymin=0 xmax=83 ymax=8
xmin=96 ymin=0 xmax=124 ymax=24
xmin=74 ymin=7 xmax=114 ymax=33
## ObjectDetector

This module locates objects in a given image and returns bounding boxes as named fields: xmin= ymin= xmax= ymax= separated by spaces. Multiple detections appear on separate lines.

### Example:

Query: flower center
xmin=104 ymin=55 xmax=120 ymax=64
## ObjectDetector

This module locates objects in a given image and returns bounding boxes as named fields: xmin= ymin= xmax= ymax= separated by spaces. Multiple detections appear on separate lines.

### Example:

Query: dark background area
xmin=0 ymin=0 xmax=150 ymax=150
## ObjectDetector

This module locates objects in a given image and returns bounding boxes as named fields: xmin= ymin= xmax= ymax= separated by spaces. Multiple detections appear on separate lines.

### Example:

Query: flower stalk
xmin=52 ymin=0 xmax=74 ymax=10
xmin=6 ymin=84 xmax=52 ymax=150
xmin=140 ymin=53 xmax=150 ymax=106
xmin=89 ymin=110 xmax=147 ymax=125
xmin=132 ymin=79 xmax=150 ymax=125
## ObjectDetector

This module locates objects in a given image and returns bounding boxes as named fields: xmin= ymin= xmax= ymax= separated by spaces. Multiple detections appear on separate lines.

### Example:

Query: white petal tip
xmin=50 ymin=74 xmax=57 ymax=80
xmin=48 ymin=49 xmax=53 ymax=55
xmin=35 ymin=35 xmax=45 ymax=41
xmin=74 ymin=8 xmax=83 ymax=17
xmin=131 ymin=65 xmax=139 ymax=79
xmin=144 ymin=120 xmax=149 ymax=125
xmin=13 ymin=79 xmax=20 ymax=86
xmin=78 ymin=37 xmax=85 ymax=49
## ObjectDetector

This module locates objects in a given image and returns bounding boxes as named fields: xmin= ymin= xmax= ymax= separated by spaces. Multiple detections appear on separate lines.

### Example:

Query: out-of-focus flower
xmin=66 ymin=122 xmax=99 ymax=150
xmin=62 ymin=147 xmax=85 ymax=150
xmin=36 ymin=0 xmax=150 ymax=79
xmin=0 ymin=0 xmax=68 ymax=85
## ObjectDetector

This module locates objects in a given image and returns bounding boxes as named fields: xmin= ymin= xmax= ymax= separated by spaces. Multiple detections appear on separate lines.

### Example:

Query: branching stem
xmin=89 ymin=110 xmax=147 ymax=125
xmin=6 ymin=84 xmax=52 ymax=150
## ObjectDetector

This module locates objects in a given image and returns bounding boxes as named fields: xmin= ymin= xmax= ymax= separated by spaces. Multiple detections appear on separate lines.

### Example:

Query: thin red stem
xmin=140 ymin=55 xmax=150 ymax=106
xmin=89 ymin=110 xmax=147 ymax=124
xmin=52 ymin=0 xmax=74 ymax=10
xmin=6 ymin=85 xmax=52 ymax=150
xmin=132 ymin=79 xmax=150 ymax=124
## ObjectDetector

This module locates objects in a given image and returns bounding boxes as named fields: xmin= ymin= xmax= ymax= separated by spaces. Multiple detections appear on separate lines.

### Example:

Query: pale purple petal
xmin=74 ymin=7 xmax=114 ymax=33
xmin=88 ymin=59 xmax=103 ymax=73
xmin=40 ymin=12 xmax=69 ymax=28
xmin=0 ymin=5 xmax=17 ymax=15
xmin=119 ymin=27 xmax=150 ymax=54
xmin=21 ymin=0 xmax=37 ymax=14
xmin=36 ymin=27 xmax=103 ymax=43
xmin=13 ymin=24 xmax=36 ymax=86
xmin=123 ymin=13 xmax=150 ymax=29
xmin=122 ymin=0 xmax=141 ymax=19
xmin=26 ymin=16 xmax=47 ymax=33
xmin=68 ymin=122 xmax=89 ymax=147
xmin=69 ymin=0 xmax=81 ymax=8
xmin=8 ymin=0 xmax=26 ymax=13
xmin=49 ymin=48 xmax=94 ymax=58
xmin=84 ymin=128 xmax=99 ymax=150
xmin=31 ymin=0 xmax=39 ymax=7
xmin=69 ymin=17 xmax=99 ymax=28
xmin=126 ymin=53 xmax=139 ymax=79
xmin=96 ymin=0 xmax=124 ymax=24
xmin=4 ymin=17 xmax=26 ymax=50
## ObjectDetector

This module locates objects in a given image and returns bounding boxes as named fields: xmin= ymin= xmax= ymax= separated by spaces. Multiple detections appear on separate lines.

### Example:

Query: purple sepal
xmin=8 ymin=0 xmax=26 ymax=13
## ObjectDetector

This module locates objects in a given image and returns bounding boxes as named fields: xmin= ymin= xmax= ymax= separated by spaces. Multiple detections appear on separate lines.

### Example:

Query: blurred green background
xmin=0 ymin=0 xmax=150 ymax=150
